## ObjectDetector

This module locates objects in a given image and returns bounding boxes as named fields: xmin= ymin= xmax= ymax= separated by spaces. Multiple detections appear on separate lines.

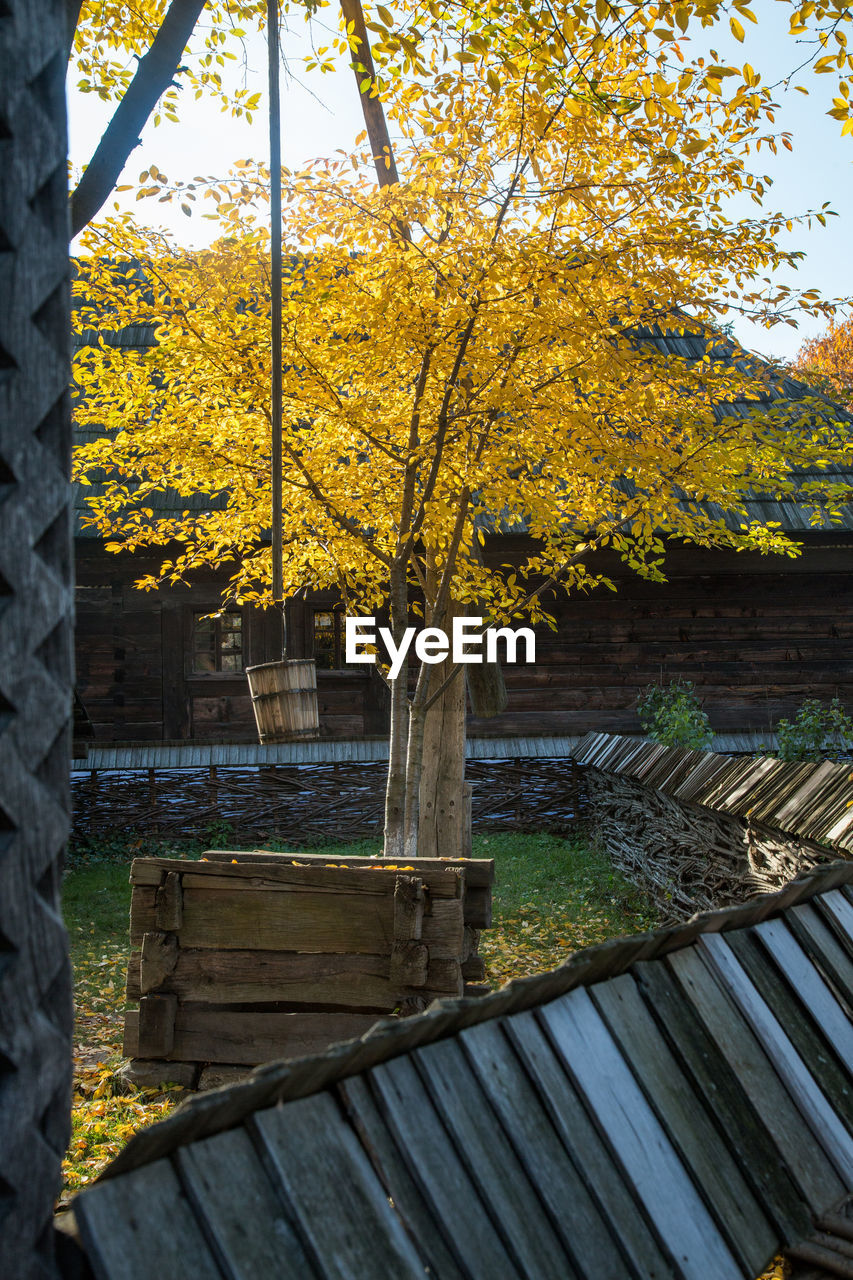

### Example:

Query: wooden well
xmin=123 ymin=850 xmax=494 ymax=1088
xmin=245 ymin=658 xmax=319 ymax=743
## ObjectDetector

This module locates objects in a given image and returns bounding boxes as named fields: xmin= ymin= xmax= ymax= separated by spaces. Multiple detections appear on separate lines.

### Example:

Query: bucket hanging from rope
xmin=248 ymin=0 xmax=319 ymax=743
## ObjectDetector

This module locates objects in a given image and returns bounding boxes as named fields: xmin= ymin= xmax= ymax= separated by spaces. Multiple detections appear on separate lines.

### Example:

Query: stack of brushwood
xmin=574 ymin=732 xmax=852 ymax=919
xmin=123 ymin=850 xmax=494 ymax=1090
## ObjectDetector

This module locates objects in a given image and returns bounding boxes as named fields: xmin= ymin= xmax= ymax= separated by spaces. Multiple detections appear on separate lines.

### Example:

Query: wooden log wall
xmin=76 ymin=534 xmax=853 ymax=746
xmin=465 ymin=536 xmax=853 ymax=738
xmin=71 ymin=758 xmax=586 ymax=847
xmin=574 ymin=733 xmax=851 ymax=917
xmin=123 ymin=853 xmax=494 ymax=1088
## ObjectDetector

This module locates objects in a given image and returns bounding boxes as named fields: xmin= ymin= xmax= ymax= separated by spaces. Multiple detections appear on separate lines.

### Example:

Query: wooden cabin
xmin=73 ymin=325 xmax=853 ymax=748
xmin=73 ymin=524 xmax=853 ymax=747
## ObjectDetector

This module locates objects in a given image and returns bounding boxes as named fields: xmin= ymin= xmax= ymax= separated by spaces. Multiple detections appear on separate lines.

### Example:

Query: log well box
xmin=123 ymin=852 xmax=494 ymax=1080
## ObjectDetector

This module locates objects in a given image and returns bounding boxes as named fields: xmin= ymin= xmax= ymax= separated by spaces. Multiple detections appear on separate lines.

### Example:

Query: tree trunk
xmin=382 ymin=561 xmax=409 ymax=859
xmin=418 ymin=607 xmax=467 ymax=860
xmin=0 ymin=3 xmax=75 ymax=1274
xmin=403 ymin=700 xmax=427 ymax=860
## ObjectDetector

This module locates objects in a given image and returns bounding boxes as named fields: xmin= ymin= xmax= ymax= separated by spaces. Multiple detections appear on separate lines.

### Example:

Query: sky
xmin=67 ymin=6 xmax=853 ymax=364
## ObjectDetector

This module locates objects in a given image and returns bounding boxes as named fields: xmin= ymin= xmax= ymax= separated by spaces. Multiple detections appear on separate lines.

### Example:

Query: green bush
xmin=636 ymin=679 xmax=713 ymax=750
xmin=775 ymin=697 xmax=853 ymax=762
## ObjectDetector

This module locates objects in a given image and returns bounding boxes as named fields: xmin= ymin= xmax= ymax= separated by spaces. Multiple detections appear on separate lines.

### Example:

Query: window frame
xmin=312 ymin=605 xmax=347 ymax=671
xmin=190 ymin=609 xmax=245 ymax=676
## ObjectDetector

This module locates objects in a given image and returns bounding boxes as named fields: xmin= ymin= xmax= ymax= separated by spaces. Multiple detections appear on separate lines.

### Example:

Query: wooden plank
xmin=139 ymin=931 xmax=178 ymax=995
xmin=126 ymin=948 xmax=461 ymax=1007
xmin=667 ymin=945 xmax=845 ymax=1214
xmin=696 ymin=933 xmax=853 ymax=1184
xmin=459 ymin=1020 xmax=638 ymax=1278
xmin=392 ymin=875 xmax=425 ymax=941
xmin=590 ymin=973 xmax=778 ymax=1276
xmin=538 ymin=987 xmax=742 ymax=1280
xmin=367 ymin=1055 xmax=523 ymax=1278
xmin=130 ymin=861 xmax=167 ymax=886
xmin=74 ymin=1158 xmax=224 ymax=1280
xmin=752 ymin=917 xmax=853 ymax=1071
xmin=412 ymin=1037 xmax=575 ymax=1278
xmin=129 ymin=886 xmax=157 ymax=945
xmin=338 ymin=1075 xmax=467 ymax=1280
xmin=199 ymin=849 xmax=493 ymax=924
xmin=121 ymin=1058 xmax=199 ymax=1089
xmin=155 ymin=871 xmax=183 ymax=931
xmin=200 ymin=849 xmax=495 ymax=888
xmin=820 ymin=890 xmax=853 ymax=954
xmin=167 ymin=1008 xmax=382 ymax=1066
xmin=633 ymin=959 xmax=814 ymax=1241
xmin=135 ymin=856 xmax=462 ymax=899
xmin=178 ymin=888 xmax=396 ymax=954
xmin=137 ymin=994 xmax=177 ymax=1059
xmin=503 ymin=1010 xmax=675 ymax=1279
xmin=390 ymin=875 xmax=428 ymax=987
xmin=175 ymin=1127 xmax=318 ymax=1279
xmin=420 ymin=898 xmax=465 ymax=959
xmin=250 ymin=1093 xmax=428 ymax=1278
xmin=197 ymin=1065 xmax=252 ymax=1091
xmin=788 ymin=902 xmax=853 ymax=1009
xmin=389 ymin=941 xmax=429 ymax=988
xmin=189 ymin=864 xmax=459 ymax=899
xmin=123 ymin=1009 xmax=139 ymax=1058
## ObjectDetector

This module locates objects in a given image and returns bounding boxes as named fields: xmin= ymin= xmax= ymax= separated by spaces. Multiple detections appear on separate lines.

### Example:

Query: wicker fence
xmin=71 ymin=757 xmax=587 ymax=847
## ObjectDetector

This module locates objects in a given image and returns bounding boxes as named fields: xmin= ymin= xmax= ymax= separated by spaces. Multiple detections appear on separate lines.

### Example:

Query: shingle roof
xmin=574 ymin=732 xmax=853 ymax=854
xmin=72 ymin=322 xmax=234 ymax=537
xmin=72 ymin=321 xmax=853 ymax=540
xmin=637 ymin=326 xmax=853 ymax=535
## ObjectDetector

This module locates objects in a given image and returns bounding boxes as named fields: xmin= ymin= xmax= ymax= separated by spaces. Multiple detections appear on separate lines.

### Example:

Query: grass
xmin=59 ymin=830 xmax=659 ymax=1202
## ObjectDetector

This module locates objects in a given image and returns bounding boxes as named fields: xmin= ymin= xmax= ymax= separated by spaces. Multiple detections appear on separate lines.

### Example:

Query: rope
xmin=267 ymin=0 xmax=285 ymax=653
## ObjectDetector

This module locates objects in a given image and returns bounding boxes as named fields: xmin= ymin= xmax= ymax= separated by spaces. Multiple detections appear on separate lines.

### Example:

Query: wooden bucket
xmin=245 ymin=658 xmax=320 ymax=743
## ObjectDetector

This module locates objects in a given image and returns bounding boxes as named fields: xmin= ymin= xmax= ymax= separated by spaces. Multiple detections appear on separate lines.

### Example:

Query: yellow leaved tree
xmin=795 ymin=316 xmax=853 ymax=407
xmin=74 ymin=10 xmax=853 ymax=857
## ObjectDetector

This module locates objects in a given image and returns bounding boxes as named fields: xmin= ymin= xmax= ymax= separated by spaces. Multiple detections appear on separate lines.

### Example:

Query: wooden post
xmin=0 ymin=3 xmax=75 ymax=1273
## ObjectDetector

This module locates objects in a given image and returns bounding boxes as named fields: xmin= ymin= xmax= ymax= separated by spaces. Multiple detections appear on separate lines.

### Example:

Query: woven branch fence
xmin=71 ymin=758 xmax=587 ymax=848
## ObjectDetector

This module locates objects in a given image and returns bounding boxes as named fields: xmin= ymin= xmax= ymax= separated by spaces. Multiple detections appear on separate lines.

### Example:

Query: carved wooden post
xmin=0 ymin=1 xmax=75 ymax=1274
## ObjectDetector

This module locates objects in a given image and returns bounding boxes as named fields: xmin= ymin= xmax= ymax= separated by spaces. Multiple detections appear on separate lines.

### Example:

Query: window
xmin=313 ymin=608 xmax=345 ymax=670
xmin=192 ymin=612 xmax=243 ymax=673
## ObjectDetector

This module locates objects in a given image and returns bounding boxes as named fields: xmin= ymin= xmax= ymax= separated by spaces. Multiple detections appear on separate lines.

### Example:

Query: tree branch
xmin=339 ymin=0 xmax=399 ymax=188
xmin=70 ymin=0 xmax=206 ymax=236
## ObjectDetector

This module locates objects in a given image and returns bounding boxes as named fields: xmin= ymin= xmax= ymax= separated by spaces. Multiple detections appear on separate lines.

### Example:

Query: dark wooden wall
xmin=472 ymin=534 xmax=853 ymax=738
xmin=75 ymin=544 xmax=390 ymax=743
xmin=74 ymin=534 xmax=853 ymax=745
